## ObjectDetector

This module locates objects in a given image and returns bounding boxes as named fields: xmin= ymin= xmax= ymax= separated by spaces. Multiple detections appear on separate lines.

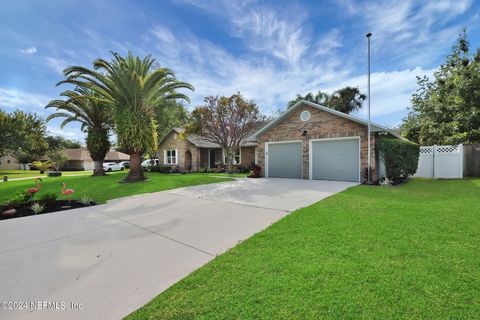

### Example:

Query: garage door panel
xmin=267 ymin=142 xmax=302 ymax=179
xmin=311 ymin=139 xmax=359 ymax=182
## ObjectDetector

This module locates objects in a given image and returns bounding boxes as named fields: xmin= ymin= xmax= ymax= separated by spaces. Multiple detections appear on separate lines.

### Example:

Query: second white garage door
xmin=310 ymin=138 xmax=360 ymax=182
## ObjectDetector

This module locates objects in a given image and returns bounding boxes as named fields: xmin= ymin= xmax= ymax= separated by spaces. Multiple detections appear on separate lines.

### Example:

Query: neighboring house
xmin=158 ymin=100 xmax=403 ymax=182
xmin=158 ymin=128 xmax=257 ymax=172
xmin=61 ymin=148 xmax=129 ymax=171
xmin=0 ymin=155 xmax=21 ymax=170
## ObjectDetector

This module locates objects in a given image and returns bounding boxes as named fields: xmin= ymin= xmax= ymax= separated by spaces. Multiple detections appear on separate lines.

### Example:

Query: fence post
xmin=433 ymin=145 xmax=437 ymax=179
xmin=459 ymin=144 xmax=464 ymax=179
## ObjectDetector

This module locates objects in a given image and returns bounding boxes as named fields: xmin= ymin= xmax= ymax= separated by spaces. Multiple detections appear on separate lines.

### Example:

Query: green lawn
xmin=0 ymin=169 xmax=92 ymax=179
xmin=0 ymin=172 xmax=234 ymax=204
xmin=127 ymin=179 xmax=480 ymax=320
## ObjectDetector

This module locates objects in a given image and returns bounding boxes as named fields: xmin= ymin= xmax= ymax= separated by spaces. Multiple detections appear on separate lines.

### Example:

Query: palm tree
xmin=58 ymin=52 xmax=194 ymax=182
xmin=327 ymin=87 xmax=366 ymax=114
xmin=287 ymin=86 xmax=366 ymax=114
xmin=46 ymin=87 xmax=112 ymax=176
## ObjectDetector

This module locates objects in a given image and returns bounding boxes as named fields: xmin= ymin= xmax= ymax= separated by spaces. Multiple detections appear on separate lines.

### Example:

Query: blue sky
xmin=1 ymin=0 xmax=479 ymax=141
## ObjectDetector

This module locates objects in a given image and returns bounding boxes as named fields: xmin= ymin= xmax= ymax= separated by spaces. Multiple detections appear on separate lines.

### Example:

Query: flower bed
xmin=1 ymin=199 xmax=96 ymax=220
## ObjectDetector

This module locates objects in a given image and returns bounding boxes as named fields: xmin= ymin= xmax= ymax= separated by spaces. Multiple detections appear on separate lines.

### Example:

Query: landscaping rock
xmin=2 ymin=208 xmax=17 ymax=216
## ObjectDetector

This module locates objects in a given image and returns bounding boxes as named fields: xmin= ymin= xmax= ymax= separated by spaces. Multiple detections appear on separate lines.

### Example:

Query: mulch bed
xmin=0 ymin=200 xmax=97 ymax=221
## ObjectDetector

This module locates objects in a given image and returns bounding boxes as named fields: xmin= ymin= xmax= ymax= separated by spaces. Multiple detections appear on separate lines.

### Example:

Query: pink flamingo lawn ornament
xmin=60 ymin=183 xmax=75 ymax=202
xmin=26 ymin=178 xmax=42 ymax=197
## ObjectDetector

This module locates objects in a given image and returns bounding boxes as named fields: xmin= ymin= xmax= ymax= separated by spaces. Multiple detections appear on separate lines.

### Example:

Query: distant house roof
xmin=62 ymin=148 xmax=129 ymax=161
xmin=248 ymin=100 xmax=407 ymax=141
xmin=159 ymin=128 xmax=258 ymax=148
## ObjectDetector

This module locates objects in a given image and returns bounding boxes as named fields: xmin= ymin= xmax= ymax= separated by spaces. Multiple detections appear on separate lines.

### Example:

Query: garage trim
xmin=265 ymin=140 xmax=303 ymax=178
xmin=308 ymin=136 xmax=361 ymax=182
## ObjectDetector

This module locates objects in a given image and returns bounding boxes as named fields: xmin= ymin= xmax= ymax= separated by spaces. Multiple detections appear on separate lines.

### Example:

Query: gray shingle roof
xmin=161 ymin=128 xmax=258 ymax=148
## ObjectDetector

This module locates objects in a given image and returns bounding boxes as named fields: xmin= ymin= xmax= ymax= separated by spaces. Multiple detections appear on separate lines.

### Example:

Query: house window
xmin=164 ymin=149 xmax=178 ymax=165
xmin=223 ymin=148 xmax=241 ymax=165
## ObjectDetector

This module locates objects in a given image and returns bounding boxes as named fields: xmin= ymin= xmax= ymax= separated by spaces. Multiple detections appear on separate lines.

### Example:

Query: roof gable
xmin=249 ymin=100 xmax=406 ymax=140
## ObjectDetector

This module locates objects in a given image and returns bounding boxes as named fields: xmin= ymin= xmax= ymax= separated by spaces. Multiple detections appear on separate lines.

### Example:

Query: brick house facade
xmin=158 ymin=128 xmax=256 ymax=171
xmin=249 ymin=101 xmax=403 ymax=182
xmin=158 ymin=101 xmax=402 ymax=181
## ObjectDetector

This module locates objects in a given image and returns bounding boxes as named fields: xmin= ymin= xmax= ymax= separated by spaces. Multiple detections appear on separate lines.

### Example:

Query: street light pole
xmin=366 ymin=32 xmax=372 ymax=184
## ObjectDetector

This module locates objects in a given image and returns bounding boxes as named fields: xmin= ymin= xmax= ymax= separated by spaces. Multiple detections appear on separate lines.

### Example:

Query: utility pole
xmin=366 ymin=32 xmax=372 ymax=184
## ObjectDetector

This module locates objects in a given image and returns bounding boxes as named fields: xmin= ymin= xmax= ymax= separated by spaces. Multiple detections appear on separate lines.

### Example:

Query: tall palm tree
xmin=46 ymin=87 xmax=112 ymax=176
xmin=58 ymin=52 xmax=194 ymax=182
xmin=327 ymin=87 xmax=366 ymax=114
xmin=287 ymin=86 xmax=366 ymax=114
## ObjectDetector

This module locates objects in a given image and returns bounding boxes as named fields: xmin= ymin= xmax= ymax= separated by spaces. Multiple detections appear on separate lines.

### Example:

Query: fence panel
xmin=415 ymin=144 xmax=463 ymax=179
xmin=415 ymin=147 xmax=434 ymax=178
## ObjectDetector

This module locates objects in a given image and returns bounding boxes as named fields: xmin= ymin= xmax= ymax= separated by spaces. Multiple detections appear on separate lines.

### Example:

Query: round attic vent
xmin=300 ymin=110 xmax=311 ymax=121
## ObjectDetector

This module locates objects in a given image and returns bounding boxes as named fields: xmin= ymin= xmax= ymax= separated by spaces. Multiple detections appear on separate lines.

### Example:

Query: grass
xmin=0 ymin=169 xmax=92 ymax=179
xmin=0 ymin=172 xmax=234 ymax=204
xmin=126 ymin=178 xmax=480 ymax=320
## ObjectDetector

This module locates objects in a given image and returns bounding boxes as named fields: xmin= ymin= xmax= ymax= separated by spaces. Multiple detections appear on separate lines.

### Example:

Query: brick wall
xmin=159 ymin=131 xmax=200 ymax=172
xmin=256 ymin=103 xmax=377 ymax=181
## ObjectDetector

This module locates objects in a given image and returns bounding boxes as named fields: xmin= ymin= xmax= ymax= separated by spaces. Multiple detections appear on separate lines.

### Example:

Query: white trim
xmin=265 ymin=140 xmax=303 ymax=178
xmin=222 ymin=148 xmax=241 ymax=165
xmin=164 ymin=149 xmax=179 ymax=165
xmin=248 ymin=100 xmax=407 ymax=141
xmin=308 ymin=136 xmax=361 ymax=182
xmin=254 ymin=147 xmax=258 ymax=164
xmin=300 ymin=110 xmax=311 ymax=121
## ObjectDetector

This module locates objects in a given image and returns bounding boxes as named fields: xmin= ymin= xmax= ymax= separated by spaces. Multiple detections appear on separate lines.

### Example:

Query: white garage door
xmin=310 ymin=138 xmax=360 ymax=182
xmin=266 ymin=142 xmax=302 ymax=179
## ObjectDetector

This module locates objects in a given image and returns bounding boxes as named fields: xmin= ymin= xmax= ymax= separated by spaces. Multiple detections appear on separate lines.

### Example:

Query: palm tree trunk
xmin=123 ymin=152 xmax=146 ymax=182
xmin=92 ymin=160 xmax=106 ymax=176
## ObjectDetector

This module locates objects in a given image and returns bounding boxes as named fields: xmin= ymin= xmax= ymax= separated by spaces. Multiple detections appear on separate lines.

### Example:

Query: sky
xmin=1 ymin=0 xmax=479 ymax=142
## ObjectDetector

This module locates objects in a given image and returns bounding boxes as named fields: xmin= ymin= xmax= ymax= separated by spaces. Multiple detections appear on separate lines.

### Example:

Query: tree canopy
xmin=46 ymin=135 xmax=81 ymax=150
xmin=0 ymin=109 xmax=48 ymax=165
xmin=401 ymin=29 xmax=480 ymax=144
xmin=287 ymin=86 xmax=366 ymax=114
xmin=58 ymin=52 xmax=194 ymax=182
xmin=186 ymin=93 xmax=264 ymax=172
xmin=46 ymin=86 xmax=113 ymax=176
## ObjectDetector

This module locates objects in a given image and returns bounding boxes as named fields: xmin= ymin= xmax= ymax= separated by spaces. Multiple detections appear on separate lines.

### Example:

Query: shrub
xmin=361 ymin=166 xmax=377 ymax=184
xmin=248 ymin=162 xmax=262 ymax=178
xmin=237 ymin=165 xmax=250 ymax=174
xmin=6 ymin=191 xmax=31 ymax=207
xmin=79 ymin=193 xmax=94 ymax=206
xmin=150 ymin=165 xmax=171 ymax=173
xmin=31 ymin=160 xmax=53 ymax=173
xmin=38 ymin=192 xmax=58 ymax=207
xmin=378 ymin=138 xmax=420 ymax=184
xmin=30 ymin=202 xmax=45 ymax=214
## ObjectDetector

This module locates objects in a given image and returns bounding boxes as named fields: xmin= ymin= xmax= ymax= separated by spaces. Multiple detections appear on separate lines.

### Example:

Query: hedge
xmin=378 ymin=137 xmax=420 ymax=184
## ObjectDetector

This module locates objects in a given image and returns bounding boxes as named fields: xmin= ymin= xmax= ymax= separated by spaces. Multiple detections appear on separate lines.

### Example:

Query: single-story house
xmin=159 ymin=100 xmax=403 ymax=182
xmin=0 ymin=155 xmax=20 ymax=170
xmin=158 ymin=128 xmax=257 ymax=172
xmin=61 ymin=148 xmax=129 ymax=171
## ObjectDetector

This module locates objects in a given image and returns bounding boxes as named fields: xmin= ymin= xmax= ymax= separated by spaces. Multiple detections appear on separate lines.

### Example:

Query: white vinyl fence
xmin=415 ymin=144 xmax=463 ymax=179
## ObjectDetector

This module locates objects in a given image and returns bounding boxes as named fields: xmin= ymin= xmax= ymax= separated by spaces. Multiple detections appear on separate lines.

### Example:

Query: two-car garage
xmin=265 ymin=137 xmax=360 ymax=182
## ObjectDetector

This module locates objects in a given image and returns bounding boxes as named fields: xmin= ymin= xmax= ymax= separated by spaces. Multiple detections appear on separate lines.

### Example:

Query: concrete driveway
xmin=0 ymin=178 xmax=356 ymax=320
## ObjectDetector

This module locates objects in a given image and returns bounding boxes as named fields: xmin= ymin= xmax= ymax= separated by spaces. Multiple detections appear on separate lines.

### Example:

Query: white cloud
xmin=0 ymin=87 xmax=52 ymax=110
xmin=20 ymin=46 xmax=37 ymax=54
xmin=45 ymin=57 xmax=68 ymax=74
xmin=338 ymin=0 xmax=473 ymax=66
xmin=324 ymin=67 xmax=436 ymax=125
xmin=148 ymin=21 xmax=433 ymax=127
xmin=47 ymin=125 xmax=84 ymax=139
xmin=149 ymin=0 xmax=473 ymax=126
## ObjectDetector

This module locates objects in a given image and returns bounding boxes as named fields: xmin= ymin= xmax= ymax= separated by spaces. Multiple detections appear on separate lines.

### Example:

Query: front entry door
xmin=209 ymin=149 xmax=216 ymax=168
